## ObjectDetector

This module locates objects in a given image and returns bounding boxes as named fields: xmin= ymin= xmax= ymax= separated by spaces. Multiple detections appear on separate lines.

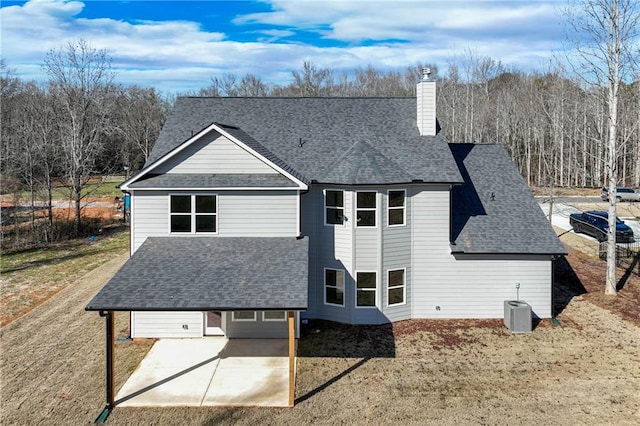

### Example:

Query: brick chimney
xmin=416 ymin=67 xmax=436 ymax=136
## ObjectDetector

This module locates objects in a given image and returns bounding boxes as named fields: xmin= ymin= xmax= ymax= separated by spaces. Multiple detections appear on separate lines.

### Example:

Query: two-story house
xmin=87 ymin=70 xmax=565 ymax=341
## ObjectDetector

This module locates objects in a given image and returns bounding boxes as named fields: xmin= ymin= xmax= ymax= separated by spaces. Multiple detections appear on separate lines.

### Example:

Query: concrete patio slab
xmin=203 ymin=339 xmax=289 ymax=407
xmin=114 ymin=338 xmax=290 ymax=407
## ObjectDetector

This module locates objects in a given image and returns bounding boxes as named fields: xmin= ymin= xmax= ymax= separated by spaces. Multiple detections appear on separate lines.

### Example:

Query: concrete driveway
xmin=115 ymin=338 xmax=290 ymax=407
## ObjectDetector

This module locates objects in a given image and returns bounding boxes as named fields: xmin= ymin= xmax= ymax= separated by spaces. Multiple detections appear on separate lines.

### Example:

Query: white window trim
xmin=387 ymin=189 xmax=406 ymax=227
xmin=262 ymin=311 xmax=287 ymax=322
xmin=387 ymin=268 xmax=407 ymax=307
xmin=324 ymin=189 xmax=346 ymax=227
xmin=355 ymin=270 xmax=378 ymax=309
xmin=168 ymin=193 xmax=218 ymax=235
xmin=232 ymin=311 xmax=256 ymax=322
xmin=324 ymin=267 xmax=345 ymax=307
xmin=356 ymin=191 xmax=377 ymax=228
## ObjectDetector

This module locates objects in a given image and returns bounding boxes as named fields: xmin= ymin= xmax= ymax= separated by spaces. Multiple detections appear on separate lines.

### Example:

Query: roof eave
xmin=86 ymin=305 xmax=308 ymax=312
xmin=125 ymin=186 xmax=303 ymax=191
xmin=310 ymin=179 xmax=461 ymax=186
xmin=450 ymin=243 xmax=567 ymax=256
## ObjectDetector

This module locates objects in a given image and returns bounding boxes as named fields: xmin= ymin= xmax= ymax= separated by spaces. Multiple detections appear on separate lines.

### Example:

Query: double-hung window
xmin=325 ymin=190 xmax=344 ymax=225
xmin=356 ymin=191 xmax=376 ymax=227
xmin=387 ymin=269 xmax=406 ymax=306
xmin=387 ymin=190 xmax=405 ymax=226
xmin=170 ymin=194 xmax=217 ymax=233
xmin=324 ymin=268 xmax=345 ymax=306
xmin=356 ymin=272 xmax=377 ymax=307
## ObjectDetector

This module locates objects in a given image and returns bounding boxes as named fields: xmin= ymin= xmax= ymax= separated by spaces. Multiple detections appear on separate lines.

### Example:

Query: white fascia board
xmin=120 ymin=123 xmax=218 ymax=190
xmin=125 ymin=186 xmax=303 ymax=191
xmin=121 ymin=122 xmax=307 ymax=191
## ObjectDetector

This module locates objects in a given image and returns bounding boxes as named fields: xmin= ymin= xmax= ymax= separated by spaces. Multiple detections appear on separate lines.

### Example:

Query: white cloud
xmin=0 ymin=0 xmax=567 ymax=94
xmin=237 ymin=1 xmax=561 ymax=43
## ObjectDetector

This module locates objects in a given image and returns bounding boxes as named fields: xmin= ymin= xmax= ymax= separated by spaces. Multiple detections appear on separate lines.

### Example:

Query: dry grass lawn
xmin=0 ymin=226 xmax=129 ymax=327
xmin=1 ymin=230 xmax=639 ymax=425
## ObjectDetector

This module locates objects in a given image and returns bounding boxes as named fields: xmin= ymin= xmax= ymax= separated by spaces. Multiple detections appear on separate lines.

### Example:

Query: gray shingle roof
xmin=147 ymin=97 xmax=463 ymax=185
xmin=128 ymin=173 xmax=296 ymax=189
xmin=85 ymin=237 xmax=308 ymax=311
xmin=316 ymin=140 xmax=415 ymax=184
xmin=449 ymin=144 xmax=566 ymax=255
xmin=218 ymin=124 xmax=307 ymax=184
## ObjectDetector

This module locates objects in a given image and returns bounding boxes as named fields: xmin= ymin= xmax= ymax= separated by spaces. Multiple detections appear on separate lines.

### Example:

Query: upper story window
xmin=387 ymin=190 xmax=406 ymax=226
xmin=170 ymin=194 xmax=217 ymax=233
xmin=325 ymin=190 xmax=344 ymax=225
xmin=356 ymin=191 xmax=376 ymax=227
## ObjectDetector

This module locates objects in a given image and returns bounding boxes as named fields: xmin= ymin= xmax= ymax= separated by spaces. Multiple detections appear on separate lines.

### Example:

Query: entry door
xmin=204 ymin=311 xmax=224 ymax=336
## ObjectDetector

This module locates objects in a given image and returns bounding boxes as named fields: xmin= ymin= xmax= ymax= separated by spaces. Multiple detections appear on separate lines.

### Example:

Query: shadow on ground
xmin=553 ymin=255 xmax=587 ymax=317
xmin=295 ymin=320 xmax=395 ymax=405
xmin=298 ymin=320 xmax=395 ymax=358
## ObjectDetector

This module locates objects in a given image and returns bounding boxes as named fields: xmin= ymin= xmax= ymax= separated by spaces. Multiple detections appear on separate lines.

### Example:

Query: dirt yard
xmin=1 ymin=234 xmax=639 ymax=424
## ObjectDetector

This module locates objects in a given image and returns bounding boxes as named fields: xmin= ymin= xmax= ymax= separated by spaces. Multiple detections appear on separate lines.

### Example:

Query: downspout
xmin=95 ymin=310 xmax=115 ymax=424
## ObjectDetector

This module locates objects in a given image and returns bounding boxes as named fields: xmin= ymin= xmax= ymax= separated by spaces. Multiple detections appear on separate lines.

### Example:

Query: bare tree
xmin=17 ymin=83 xmax=62 ymax=238
xmin=563 ymin=0 xmax=640 ymax=294
xmin=237 ymin=74 xmax=271 ymax=96
xmin=1 ymin=61 xmax=22 ymax=185
xmin=286 ymin=61 xmax=334 ymax=96
xmin=116 ymin=86 xmax=168 ymax=170
xmin=43 ymin=39 xmax=117 ymax=236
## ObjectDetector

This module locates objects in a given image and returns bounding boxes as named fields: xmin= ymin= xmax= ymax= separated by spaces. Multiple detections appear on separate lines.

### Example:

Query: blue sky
xmin=0 ymin=0 xmax=567 ymax=94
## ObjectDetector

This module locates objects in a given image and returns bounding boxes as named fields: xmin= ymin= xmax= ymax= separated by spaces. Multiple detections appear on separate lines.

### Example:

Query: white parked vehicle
xmin=601 ymin=187 xmax=640 ymax=202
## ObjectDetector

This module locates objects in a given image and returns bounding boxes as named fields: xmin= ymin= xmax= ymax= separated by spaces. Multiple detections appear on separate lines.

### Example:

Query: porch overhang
xmin=86 ymin=236 xmax=307 ymax=422
xmin=86 ymin=236 xmax=308 ymax=312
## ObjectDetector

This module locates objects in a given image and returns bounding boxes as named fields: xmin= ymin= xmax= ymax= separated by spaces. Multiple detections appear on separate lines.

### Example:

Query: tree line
xmin=1 ymin=42 xmax=638 ymax=246
xmin=192 ymin=58 xmax=640 ymax=189
xmin=1 ymin=41 xmax=169 ymax=245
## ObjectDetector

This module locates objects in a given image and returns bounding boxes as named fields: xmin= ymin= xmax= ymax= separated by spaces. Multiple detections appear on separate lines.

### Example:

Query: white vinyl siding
xmin=307 ymin=184 xmax=552 ymax=325
xmin=131 ymin=190 xmax=298 ymax=252
xmin=411 ymin=186 xmax=552 ymax=319
xmin=381 ymin=189 xmax=412 ymax=321
xmin=313 ymin=187 xmax=352 ymax=323
xmin=428 ymin=256 xmax=552 ymax=318
xmin=300 ymin=188 xmax=320 ymax=318
xmin=154 ymin=132 xmax=278 ymax=175
xmin=354 ymin=230 xmax=378 ymax=270
xmin=131 ymin=191 xmax=170 ymax=252
xmin=217 ymin=191 xmax=297 ymax=237
xmin=131 ymin=311 xmax=203 ymax=338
